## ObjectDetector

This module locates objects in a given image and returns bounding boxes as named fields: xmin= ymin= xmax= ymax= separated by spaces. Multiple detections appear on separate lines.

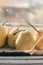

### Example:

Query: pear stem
xmin=28 ymin=22 xmax=40 ymax=33
xmin=13 ymin=30 xmax=25 ymax=35
xmin=2 ymin=21 xmax=8 ymax=26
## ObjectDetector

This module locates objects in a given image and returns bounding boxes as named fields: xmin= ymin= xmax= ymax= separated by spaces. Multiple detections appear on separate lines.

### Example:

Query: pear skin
xmin=35 ymin=36 xmax=43 ymax=50
xmin=34 ymin=29 xmax=43 ymax=50
xmin=7 ymin=27 xmax=20 ymax=48
xmin=34 ymin=30 xmax=43 ymax=42
xmin=15 ymin=30 xmax=35 ymax=50
xmin=8 ymin=32 xmax=19 ymax=48
xmin=0 ymin=25 xmax=8 ymax=47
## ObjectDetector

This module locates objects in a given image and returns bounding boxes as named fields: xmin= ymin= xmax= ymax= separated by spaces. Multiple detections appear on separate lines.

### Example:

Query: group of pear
xmin=0 ymin=22 xmax=43 ymax=50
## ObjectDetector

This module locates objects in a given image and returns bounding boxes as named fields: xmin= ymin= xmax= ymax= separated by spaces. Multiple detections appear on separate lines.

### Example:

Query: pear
xmin=34 ymin=29 xmax=43 ymax=50
xmin=15 ymin=30 xmax=35 ymax=50
xmin=35 ymin=36 xmax=43 ymax=50
xmin=27 ymin=22 xmax=43 ymax=50
xmin=0 ymin=21 xmax=8 ymax=47
xmin=7 ymin=26 xmax=20 ymax=48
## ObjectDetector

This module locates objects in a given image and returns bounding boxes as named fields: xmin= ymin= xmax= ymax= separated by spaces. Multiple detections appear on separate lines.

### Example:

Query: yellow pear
xmin=0 ymin=21 xmax=8 ymax=47
xmin=7 ymin=26 xmax=20 ymax=48
xmin=35 ymin=36 xmax=43 ymax=50
xmin=27 ymin=23 xmax=43 ymax=50
xmin=34 ymin=29 xmax=43 ymax=50
xmin=15 ymin=30 xmax=35 ymax=50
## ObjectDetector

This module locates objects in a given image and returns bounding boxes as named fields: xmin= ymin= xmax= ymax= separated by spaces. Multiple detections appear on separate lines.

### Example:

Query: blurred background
xmin=0 ymin=0 xmax=43 ymax=30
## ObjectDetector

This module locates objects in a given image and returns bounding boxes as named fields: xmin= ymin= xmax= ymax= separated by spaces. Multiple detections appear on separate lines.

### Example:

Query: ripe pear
xmin=7 ymin=27 xmax=20 ymax=48
xmin=34 ymin=29 xmax=43 ymax=50
xmin=28 ymin=23 xmax=43 ymax=50
xmin=15 ymin=30 xmax=35 ymax=50
xmin=0 ymin=21 xmax=8 ymax=47
xmin=35 ymin=36 xmax=43 ymax=50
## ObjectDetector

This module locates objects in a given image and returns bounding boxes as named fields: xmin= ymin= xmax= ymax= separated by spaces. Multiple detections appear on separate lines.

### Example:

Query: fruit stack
xmin=0 ymin=21 xmax=43 ymax=51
